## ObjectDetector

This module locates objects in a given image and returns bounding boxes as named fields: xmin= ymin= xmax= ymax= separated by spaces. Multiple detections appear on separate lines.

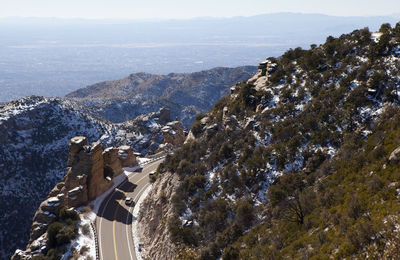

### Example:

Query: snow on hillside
xmin=0 ymin=96 xmax=174 ymax=259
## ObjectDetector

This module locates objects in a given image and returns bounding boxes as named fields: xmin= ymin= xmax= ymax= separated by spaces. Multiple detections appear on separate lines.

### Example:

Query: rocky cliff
xmin=12 ymin=136 xmax=139 ymax=259
xmin=136 ymin=172 xmax=180 ymax=259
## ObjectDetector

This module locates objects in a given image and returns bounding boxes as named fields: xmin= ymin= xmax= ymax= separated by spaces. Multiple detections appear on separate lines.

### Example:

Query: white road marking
xmin=98 ymin=172 xmax=139 ymax=260
xmin=125 ymin=182 xmax=150 ymax=260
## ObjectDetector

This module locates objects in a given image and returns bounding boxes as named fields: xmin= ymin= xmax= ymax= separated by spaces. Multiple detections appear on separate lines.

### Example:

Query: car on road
xmin=149 ymin=170 xmax=155 ymax=176
xmin=125 ymin=197 xmax=134 ymax=206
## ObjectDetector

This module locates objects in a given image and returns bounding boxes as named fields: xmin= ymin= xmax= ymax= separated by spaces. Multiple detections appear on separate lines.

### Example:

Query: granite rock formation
xmin=118 ymin=145 xmax=137 ymax=167
xmin=158 ymin=121 xmax=186 ymax=152
xmin=103 ymin=147 xmax=124 ymax=177
xmin=12 ymin=136 xmax=138 ymax=259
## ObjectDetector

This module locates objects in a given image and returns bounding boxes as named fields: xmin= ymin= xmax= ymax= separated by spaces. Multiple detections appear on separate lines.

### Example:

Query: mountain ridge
xmin=66 ymin=66 xmax=257 ymax=127
xmin=137 ymin=22 xmax=400 ymax=259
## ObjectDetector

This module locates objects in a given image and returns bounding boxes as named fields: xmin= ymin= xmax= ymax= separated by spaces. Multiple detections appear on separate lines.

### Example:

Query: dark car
xmin=125 ymin=197 xmax=134 ymax=206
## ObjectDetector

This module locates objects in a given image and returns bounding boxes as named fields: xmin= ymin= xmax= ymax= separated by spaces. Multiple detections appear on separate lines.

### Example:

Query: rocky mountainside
xmin=66 ymin=66 xmax=257 ymax=127
xmin=0 ymin=96 xmax=182 ymax=259
xmin=139 ymin=23 xmax=400 ymax=259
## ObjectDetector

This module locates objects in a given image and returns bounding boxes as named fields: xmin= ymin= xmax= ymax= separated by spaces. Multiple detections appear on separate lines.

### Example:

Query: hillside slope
xmin=141 ymin=23 xmax=400 ymax=259
xmin=66 ymin=66 xmax=257 ymax=127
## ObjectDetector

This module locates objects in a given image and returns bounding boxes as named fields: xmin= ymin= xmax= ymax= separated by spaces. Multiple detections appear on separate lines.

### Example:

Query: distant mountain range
xmin=66 ymin=66 xmax=257 ymax=127
xmin=1 ymin=13 xmax=400 ymax=101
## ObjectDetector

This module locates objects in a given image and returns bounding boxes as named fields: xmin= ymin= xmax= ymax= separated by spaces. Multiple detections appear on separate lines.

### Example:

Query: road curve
xmin=97 ymin=159 xmax=164 ymax=260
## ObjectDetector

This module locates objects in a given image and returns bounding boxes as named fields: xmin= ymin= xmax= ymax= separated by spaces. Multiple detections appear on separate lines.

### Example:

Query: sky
xmin=1 ymin=0 xmax=400 ymax=19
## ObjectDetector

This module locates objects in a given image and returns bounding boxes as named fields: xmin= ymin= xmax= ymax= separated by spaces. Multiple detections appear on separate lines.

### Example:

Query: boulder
xmin=48 ymin=182 xmax=64 ymax=197
xmin=200 ymin=117 xmax=210 ymax=125
xmin=389 ymin=146 xmax=400 ymax=163
xmin=158 ymin=108 xmax=171 ymax=124
xmin=256 ymin=104 xmax=264 ymax=113
xmin=184 ymin=130 xmax=196 ymax=144
xmin=161 ymin=121 xmax=185 ymax=146
xmin=29 ymin=222 xmax=48 ymax=243
xmin=68 ymin=136 xmax=88 ymax=165
xmin=222 ymin=107 xmax=229 ymax=121
xmin=33 ymin=210 xmax=56 ymax=225
xmin=118 ymin=145 xmax=136 ymax=167
xmin=40 ymin=197 xmax=61 ymax=215
xmin=206 ymin=123 xmax=218 ymax=132
xmin=103 ymin=147 xmax=123 ymax=177
xmin=64 ymin=163 xmax=88 ymax=207
xmin=244 ymin=118 xmax=256 ymax=131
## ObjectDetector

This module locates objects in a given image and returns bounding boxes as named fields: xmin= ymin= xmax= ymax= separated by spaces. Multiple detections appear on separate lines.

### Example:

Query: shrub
xmin=367 ymin=175 xmax=384 ymax=191
xmin=56 ymin=225 xmax=76 ymax=246
xmin=200 ymin=242 xmax=221 ymax=260
xmin=32 ymin=255 xmax=48 ymax=260
xmin=149 ymin=173 xmax=157 ymax=183
xmin=59 ymin=207 xmax=79 ymax=222
xmin=177 ymin=159 xmax=195 ymax=177
xmin=47 ymin=222 xmax=64 ymax=247
xmin=171 ymin=194 xmax=186 ymax=215
xmin=168 ymin=216 xmax=198 ymax=246
xmin=191 ymin=121 xmax=203 ymax=137
xmin=180 ymin=175 xmax=207 ymax=196
xmin=195 ymin=113 xmax=207 ymax=121
xmin=160 ymin=190 xmax=168 ymax=203
xmin=46 ymin=248 xmax=61 ymax=260
xmin=81 ymin=224 xmax=91 ymax=236
xmin=218 ymin=143 xmax=233 ymax=159
xmin=80 ymin=245 xmax=90 ymax=255
xmin=235 ymin=198 xmax=254 ymax=229
xmin=223 ymin=246 xmax=240 ymax=260
xmin=347 ymin=195 xmax=363 ymax=220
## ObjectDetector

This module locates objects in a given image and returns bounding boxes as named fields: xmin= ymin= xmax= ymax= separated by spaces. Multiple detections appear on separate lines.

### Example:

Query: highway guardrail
xmin=90 ymin=222 xmax=100 ymax=260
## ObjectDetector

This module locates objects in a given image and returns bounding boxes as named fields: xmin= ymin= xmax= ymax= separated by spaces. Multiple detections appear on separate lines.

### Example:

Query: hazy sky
xmin=1 ymin=0 xmax=400 ymax=19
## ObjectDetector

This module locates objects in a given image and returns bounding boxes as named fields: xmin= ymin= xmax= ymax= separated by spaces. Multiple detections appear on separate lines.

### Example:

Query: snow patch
xmin=137 ymin=157 xmax=151 ymax=165
xmin=61 ymin=212 xmax=96 ymax=260
xmin=131 ymin=184 xmax=153 ymax=260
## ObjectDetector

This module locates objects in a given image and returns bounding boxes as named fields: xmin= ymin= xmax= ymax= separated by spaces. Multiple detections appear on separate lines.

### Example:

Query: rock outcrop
xmin=137 ymin=172 xmax=179 ymax=259
xmin=158 ymin=121 xmax=186 ymax=152
xmin=118 ymin=145 xmax=137 ymax=167
xmin=158 ymin=107 xmax=171 ymax=124
xmin=389 ymin=146 xmax=400 ymax=164
xmin=12 ymin=136 xmax=138 ymax=259
xmin=103 ymin=147 xmax=124 ymax=176
xmin=247 ymin=59 xmax=278 ymax=92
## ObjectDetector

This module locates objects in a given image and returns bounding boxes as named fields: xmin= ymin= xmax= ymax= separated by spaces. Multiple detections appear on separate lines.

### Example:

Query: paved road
xmin=97 ymin=159 xmax=164 ymax=260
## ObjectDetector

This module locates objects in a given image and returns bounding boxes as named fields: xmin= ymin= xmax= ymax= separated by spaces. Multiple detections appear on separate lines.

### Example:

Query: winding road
xmin=96 ymin=158 xmax=164 ymax=260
